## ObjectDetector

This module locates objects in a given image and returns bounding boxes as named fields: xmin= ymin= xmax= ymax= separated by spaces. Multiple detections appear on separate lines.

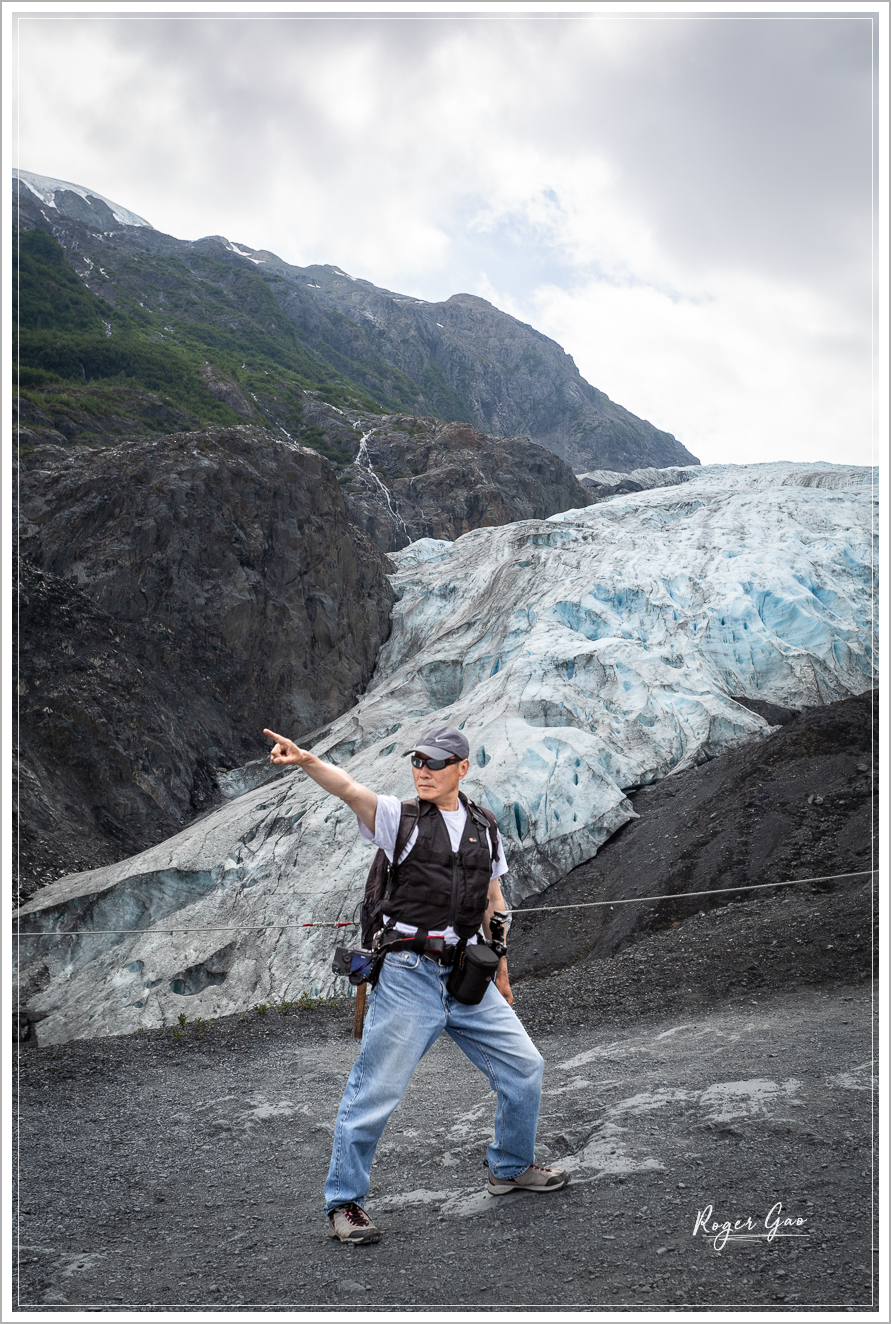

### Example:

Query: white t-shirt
xmin=358 ymin=794 xmax=508 ymax=945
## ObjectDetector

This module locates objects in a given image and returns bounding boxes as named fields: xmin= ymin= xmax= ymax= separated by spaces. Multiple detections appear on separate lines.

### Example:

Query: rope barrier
xmin=12 ymin=869 xmax=875 ymax=938
xmin=14 ymin=921 xmax=358 ymax=937
xmin=508 ymin=869 xmax=877 ymax=914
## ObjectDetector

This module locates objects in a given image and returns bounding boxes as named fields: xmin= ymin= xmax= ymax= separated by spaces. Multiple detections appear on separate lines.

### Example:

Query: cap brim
xmin=403 ymin=745 xmax=465 ymax=760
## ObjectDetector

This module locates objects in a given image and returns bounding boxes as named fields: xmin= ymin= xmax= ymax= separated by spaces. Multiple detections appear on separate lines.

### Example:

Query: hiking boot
xmin=486 ymin=1162 xmax=570 ymax=1196
xmin=327 ymin=1201 xmax=382 ymax=1244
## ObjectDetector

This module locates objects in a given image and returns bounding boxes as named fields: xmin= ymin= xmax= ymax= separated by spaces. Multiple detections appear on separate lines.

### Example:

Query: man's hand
xmin=264 ymin=729 xmax=312 ymax=767
xmin=495 ymin=957 xmax=513 ymax=1006
xmin=262 ymin=729 xmax=378 ymax=832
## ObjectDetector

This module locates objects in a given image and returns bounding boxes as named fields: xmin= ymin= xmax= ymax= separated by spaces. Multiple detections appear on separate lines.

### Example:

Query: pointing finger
xmin=263 ymin=729 xmax=292 ymax=746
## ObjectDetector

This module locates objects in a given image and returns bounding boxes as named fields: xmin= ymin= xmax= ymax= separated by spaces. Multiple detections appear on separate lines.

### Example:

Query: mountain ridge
xmin=13 ymin=169 xmax=698 ymax=473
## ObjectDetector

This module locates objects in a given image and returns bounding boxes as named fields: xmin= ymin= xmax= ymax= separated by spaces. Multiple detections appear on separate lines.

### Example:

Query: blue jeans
xmin=324 ymin=949 xmax=545 ymax=1213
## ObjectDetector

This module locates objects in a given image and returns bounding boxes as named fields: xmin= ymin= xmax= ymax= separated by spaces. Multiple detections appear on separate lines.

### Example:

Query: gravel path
xmin=13 ymin=874 xmax=877 ymax=1314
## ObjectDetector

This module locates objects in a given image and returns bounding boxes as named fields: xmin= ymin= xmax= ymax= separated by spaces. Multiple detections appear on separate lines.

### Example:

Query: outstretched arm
xmin=263 ymin=729 xmax=378 ymax=833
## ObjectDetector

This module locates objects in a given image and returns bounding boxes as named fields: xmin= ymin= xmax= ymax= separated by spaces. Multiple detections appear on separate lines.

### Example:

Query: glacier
xmin=15 ymin=463 xmax=877 ymax=1043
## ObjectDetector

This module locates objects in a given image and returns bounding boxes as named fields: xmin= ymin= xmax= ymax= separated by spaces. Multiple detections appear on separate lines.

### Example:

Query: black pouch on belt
xmin=332 ymin=947 xmax=376 ymax=986
xmin=446 ymin=940 xmax=501 ymax=1005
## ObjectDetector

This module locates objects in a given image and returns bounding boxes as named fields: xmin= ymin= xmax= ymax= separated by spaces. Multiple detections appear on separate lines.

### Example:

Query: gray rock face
xmin=578 ymin=467 xmax=695 ymax=498
xmin=265 ymin=271 xmax=700 ymax=473
xmin=15 ymin=550 xmax=233 ymax=905
xmin=301 ymin=403 xmax=594 ymax=551
xmin=15 ymin=426 xmax=394 ymax=899
xmin=15 ymin=388 xmax=196 ymax=449
xmin=198 ymin=365 xmax=254 ymax=418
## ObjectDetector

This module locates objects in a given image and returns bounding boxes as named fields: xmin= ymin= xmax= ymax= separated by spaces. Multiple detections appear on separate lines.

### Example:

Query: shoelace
xmin=337 ymin=1202 xmax=370 ymax=1226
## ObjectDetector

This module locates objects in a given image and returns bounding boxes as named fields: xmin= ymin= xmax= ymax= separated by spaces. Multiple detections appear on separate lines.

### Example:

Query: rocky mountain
xmin=13 ymin=169 xmax=698 ymax=472
xmin=13 ymin=210 xmax=372 ymax=457
xmin=271 ymin=268 xmax=697 ymax=473
xmin=14 ymin=462 xmax=876 ymax=1043
xmin=301 ymin=401 xmax=593 ymax=551
xmin=14 ymin=426 xmax=394 ymax=902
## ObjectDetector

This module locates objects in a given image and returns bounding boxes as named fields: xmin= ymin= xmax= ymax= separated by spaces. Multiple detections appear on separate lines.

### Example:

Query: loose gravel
xmin=13 ymin=873 xmax=877 ymax=1314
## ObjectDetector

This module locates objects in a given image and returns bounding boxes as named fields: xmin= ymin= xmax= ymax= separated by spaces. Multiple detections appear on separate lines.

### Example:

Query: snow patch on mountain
xmin=220 ymin=237 xmax=266 ymax=263
xmin=15 ymin=464 xmax=876 ymax=1042
xmin=13 ymin=169 xmax=152 ymax=228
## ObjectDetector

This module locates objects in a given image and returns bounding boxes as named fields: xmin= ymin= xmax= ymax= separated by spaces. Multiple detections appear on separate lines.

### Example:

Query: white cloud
xmin=515 ymin=271 xmax=872 ymax=465
xmin=11 ymin=11 xmax=877 ymax=467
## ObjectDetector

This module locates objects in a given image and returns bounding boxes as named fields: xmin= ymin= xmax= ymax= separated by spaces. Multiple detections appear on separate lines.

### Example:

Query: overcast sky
xmin=11 ymin=5 xmax=880 ymax=466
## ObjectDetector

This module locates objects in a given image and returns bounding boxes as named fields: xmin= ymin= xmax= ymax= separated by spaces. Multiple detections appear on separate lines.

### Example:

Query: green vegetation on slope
xmin=12 ymin=228 xmax=386 ymax=459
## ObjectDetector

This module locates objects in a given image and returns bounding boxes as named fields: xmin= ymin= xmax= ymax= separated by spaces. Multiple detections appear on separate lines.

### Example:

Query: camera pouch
xmin=446 ymin=940 xmax=501 ymax=1005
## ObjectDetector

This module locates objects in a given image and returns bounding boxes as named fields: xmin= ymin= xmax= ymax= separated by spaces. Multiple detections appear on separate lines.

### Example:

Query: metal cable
xmin=14 ymin=921 xmax=357 ymax=937
xmin=12 ymin=869 xmax=875 ymax=937
xmin=508 ymin=869 xmax=876 ymax=913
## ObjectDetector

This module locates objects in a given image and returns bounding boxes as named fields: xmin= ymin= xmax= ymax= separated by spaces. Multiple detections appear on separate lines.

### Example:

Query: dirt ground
xmin=13 ymin=872 xmax=878 ymax=1316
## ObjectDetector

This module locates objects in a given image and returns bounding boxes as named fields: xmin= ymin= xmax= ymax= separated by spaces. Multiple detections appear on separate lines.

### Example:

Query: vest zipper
xmin=449 ymin=851 xmax=460 ymax=929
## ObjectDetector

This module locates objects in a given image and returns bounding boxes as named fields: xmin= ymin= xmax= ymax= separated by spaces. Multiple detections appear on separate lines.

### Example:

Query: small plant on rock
xmin=253 ymin=1003 xmax=268 ymax=1015
xmin=177 ymin=1012 xmax=188 ymax=1029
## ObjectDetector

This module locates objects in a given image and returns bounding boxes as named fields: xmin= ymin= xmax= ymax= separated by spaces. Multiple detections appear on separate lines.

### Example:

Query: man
xmin=264 ymin=724 xmax=568 ymax=1245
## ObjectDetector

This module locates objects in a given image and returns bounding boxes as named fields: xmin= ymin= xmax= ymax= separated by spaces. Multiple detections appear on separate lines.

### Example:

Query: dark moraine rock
xmin=14 ymin=426 xmax=394 ymax=902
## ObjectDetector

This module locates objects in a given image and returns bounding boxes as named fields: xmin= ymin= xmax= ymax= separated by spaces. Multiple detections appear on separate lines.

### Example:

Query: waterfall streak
xmin=355 ymin=430 xmax=410 ymax=539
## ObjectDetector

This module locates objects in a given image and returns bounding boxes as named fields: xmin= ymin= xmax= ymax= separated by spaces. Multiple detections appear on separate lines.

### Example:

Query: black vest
xmin=386 ymin=795 xmax=496 ymax=940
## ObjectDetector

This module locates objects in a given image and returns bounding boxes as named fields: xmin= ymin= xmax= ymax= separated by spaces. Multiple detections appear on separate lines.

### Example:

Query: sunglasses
xmin=410 ymin=754 xmax=461 ymax=771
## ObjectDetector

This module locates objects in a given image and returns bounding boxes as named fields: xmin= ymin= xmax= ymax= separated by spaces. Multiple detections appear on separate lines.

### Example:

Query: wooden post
xmin=352 ymin=982 xmax=367 ymax=1039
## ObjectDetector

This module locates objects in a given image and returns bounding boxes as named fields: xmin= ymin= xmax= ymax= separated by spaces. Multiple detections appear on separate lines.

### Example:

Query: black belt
xmin=378 ymin=932 xmax=458 ymax=966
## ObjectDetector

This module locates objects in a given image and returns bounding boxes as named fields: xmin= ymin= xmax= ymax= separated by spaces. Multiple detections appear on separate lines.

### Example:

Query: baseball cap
xmin=402 ymin=726 xmax=470 ymax=761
